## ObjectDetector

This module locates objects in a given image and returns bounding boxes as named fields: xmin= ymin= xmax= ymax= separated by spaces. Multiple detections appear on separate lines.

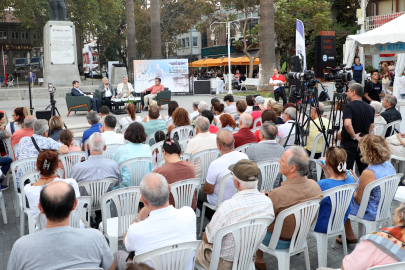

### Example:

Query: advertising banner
xmin=133 ymin=59 xmax=189 ymax=93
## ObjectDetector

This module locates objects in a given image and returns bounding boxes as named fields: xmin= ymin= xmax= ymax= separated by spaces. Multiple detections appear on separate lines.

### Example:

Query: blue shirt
xmin=141 ymin=120 xmax=167 ymax=139
xmin=314 ymin=175 xmax=355 ymax=233
xmin=82 ymin=123 xmax=103 ymax=144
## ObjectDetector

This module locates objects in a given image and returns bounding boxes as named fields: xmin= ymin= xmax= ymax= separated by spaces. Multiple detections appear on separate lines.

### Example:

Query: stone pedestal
xmin=43 ymin=20 xmax=80 ymax=87
xmin=111 ymin=67 xmax=128 ymax=85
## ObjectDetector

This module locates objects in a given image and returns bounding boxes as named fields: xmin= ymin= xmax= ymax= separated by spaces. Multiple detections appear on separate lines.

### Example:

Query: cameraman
xmin=269 ymin=68 xmax=287 ymax=106
xmin=362 ymin=69 xmax=384 ymax=104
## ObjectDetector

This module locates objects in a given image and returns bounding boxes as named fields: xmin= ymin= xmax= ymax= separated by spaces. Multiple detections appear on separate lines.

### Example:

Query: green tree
xmin=330 ymin=0 xmax=359 ymax=26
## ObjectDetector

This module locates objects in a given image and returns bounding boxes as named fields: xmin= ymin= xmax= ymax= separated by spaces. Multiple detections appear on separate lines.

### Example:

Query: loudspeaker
xmin=193 ymin=81 xmax=211 ymax=95
xmin=291 ymin=56 xmax=302 ymax=72
xmin=36 ymin=110 xmax=52 ymax=122
xmin=315 ymin=35 xmax=336 ymax=78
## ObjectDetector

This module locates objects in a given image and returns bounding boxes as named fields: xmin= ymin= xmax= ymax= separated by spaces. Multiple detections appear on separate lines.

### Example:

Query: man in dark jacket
xmin=381 ymin=95 xmax=402 ymax=137
xmin=71 ymin=80 xmax=100 ymax=113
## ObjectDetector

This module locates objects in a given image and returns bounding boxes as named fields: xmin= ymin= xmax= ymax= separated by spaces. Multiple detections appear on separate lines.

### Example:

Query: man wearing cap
xmin=255 ymin=146 xmax=322 ymax=270
xmin=196 ymin=159 xmax=274 ymax=270
xmin=117 ymin=76 xmax=134 ymax=96
xmin=251 ymin=96 xmax=265 ymax=127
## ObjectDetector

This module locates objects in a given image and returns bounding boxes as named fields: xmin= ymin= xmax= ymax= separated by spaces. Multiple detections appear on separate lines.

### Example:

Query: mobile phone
xmin=394 ymin=128 xmax=400 ymax=134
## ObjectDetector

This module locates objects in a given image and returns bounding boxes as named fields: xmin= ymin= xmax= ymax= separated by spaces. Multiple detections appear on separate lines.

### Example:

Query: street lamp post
xmin=164 ymin=42 xmax=175 ymax=59
xmin=210 ymin=21 xmax=241 ymax=94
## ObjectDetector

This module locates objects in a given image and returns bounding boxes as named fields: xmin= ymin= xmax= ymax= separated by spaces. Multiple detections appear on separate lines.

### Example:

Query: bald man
xmin=8 ymin=181 xmax=116 ymax=270
xmin=233 ymin=113 xmax=258 ymax=148
xmin=197 ymin=130 xmax=249 ymax=219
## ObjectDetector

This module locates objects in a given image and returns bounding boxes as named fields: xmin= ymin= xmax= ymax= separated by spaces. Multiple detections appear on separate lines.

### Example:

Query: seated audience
xmin=315 ymin=147 xmax=355 ymax=233
xmin=24 ymin=150 xmax=80 ymax=232
xmin=151 ymin=130 xmax=167 ymax=170
xmin=141 ymin=106 xmax=167 ymax=138
xmin=370 ymin=101 xmax=387 ymax=125
xmin=219 ymin=114 xmax=237 ymax=131
xmin=251 ymin=96 xmax=265 ymax=126
xmin=164 ymin=101 xmax=179 ymax=126
xmin=273 ymin=104 xmax=284 ymax=125
xmin=210 ymin=98 xmax=220 ymax=112
xmin=167 ymin=107 xmax=191 ymax=138
xmin=254 ymin=110 xmax=277 ymax=141
xmin=189 ymin=101 xmax=200 ymax=120
xmin=113 ymin=122 xmax=152 ymax=187
xmin=49 ymin=116 xmax=64 ymax=141
xmin=387 ymin=131 xmax=405 ymax=158
xmin=196 ymin=159 xmax=274 ymax=269
xmin=306 ymin=104 xmax=329 ymax=158
xmin=100 ymin=115 xmax=125 ymax=145
xmin=202 ymin=110 xmax=219 ymax=134
xmin=245 ymin=95 xmax=254 ymax=114
xmin=235 ymin=100 xmax=248 ymax=123
xmin=116 ymin=76 xmax=134 ymax=96
xmin=142 ymin=100 xmax=164 ymax=122
xmin=8 ymin=181 xmax=116 ymax=270
xmin=381 ymin=95 xmax=402 ymax=137
xmin=141 ymin=77 xmax=164 ymax=111
xmin=59 ymin=129 xmax=81 ymax=152
xmin=212 ymin=102 xmax=225 ymax=127
xmin=278 ymin=107 xmax=296 ymax=142
xmin=198 ymin=130 xmax=248 ymax=219
xmin=267 ymin=98 xmax=278 ymax=110
xmin=99 ymin=105 xmax=110 ymax=125
xmin=255 ymin=146 xmax=323 ymax=270
xmin=224 ymin=94 xmax=237 ymax=116
xmin=120 ymin=103 xmax=141 ymax=129
xmin=11 ymin=115 xmax=36 ymax=148
xmin=116 ymin=173 xmax=196 ymax=270
xmin=0 ymin=111 xmax=12 ymax=189
xmin=191 ymin=101 xmax=209 ymax=123
xmin=153 ymin=138 xmax=197 ymax=209
xmin=338 ymin=135 xmax=395 ymax=244
xmin=233 ymin=113 xmax=258 ymax=148
xmin=6 ymin=107 xmax=28 ymax=140
xmin=82 ymin=111 xmax=102 ymax=150
xmin=185 ymin=116 xmax=217 ymax=176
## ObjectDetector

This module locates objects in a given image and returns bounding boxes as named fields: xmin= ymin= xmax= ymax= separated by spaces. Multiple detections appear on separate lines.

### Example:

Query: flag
xmin=88 ymin=45 xmax=93 ymax=78
xmin=296 ymin=19 xmax=306 ymax=71
xmin=2 ymin=47 xmax=7 ymax=83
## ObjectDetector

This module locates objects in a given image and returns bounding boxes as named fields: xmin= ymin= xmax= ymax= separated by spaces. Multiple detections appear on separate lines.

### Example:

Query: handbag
xmin=382 ymin=77 xmax=390 ymax=85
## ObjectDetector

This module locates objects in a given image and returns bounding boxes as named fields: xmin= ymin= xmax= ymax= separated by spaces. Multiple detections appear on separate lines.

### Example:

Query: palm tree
xmin=150 ymin=0 xmax=162 ymax=58
xmin=259 ymin=0 xmax=276 ymax=91
xmin=126 ymin=0 xmax=136 ymax=79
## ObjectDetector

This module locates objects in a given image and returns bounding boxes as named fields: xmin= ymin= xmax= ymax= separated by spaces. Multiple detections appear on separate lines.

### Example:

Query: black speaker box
xmin=36 ymin=110 xmax=52 ymax=122
xmin=291 ymin=55 xmax=302 ymax=72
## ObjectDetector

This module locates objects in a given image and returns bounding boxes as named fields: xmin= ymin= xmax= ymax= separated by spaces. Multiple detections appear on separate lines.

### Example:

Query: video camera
xmin=323 ymin=64 xmax=352 ymax=92
xmin=288 ymin=70 xmax=314 ymax=81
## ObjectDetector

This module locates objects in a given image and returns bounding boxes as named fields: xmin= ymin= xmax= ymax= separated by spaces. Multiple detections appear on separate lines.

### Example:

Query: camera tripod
xmin=45 ymin=92 xmax=67 ymax=129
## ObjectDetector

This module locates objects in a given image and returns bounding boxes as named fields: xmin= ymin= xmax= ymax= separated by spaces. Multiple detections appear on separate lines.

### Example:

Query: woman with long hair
xmin=381 ymin=62 xmax=392 ymax=94
xmin=119 ymin=103 xmax=141 ymax=129
xmin=212 ymin=102 xmax=225 ymax=127
xmin=164 ymin=101 xmax=179 ymax=126
xmin=49 ymin=116 xmax=64 ymax=141
xmin=219 ymin=113 xmax=237 ymax=131
xmin=6 ymin=107 xmax=28 ymax=138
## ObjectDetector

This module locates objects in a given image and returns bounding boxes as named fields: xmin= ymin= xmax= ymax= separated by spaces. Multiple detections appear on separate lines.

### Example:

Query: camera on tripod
xmin=288 ymin=70 xmax=314 ymax=81
xmin=323 ymin=64 xmax=352 ymax=92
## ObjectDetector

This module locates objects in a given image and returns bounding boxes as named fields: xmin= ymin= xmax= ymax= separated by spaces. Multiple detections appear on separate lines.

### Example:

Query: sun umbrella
xmin=190 ymin=58 xmax=208 ymax=67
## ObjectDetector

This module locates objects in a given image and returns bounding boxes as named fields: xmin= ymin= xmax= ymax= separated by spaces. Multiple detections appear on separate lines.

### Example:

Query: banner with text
xmin=133 ymin=59 xmax=189 ymax=93
xmin=296 ymin=19 xmax=307 ymax=71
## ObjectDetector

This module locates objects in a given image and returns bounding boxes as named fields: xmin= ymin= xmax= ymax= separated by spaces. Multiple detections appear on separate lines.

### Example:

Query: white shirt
xmin=206 ymin=151 xmax=248 ymax=205
xmin=224 ymin=103 xmax=237 ymax=115
xmin=102 ymin=131 xmax=125 ymax=145
xmin=164 ymin=115 xmax=173 ymax=126
xmin=104 ymin=85 xmax=112 ymax=97
xmin=119 ymin=116 xmax=142 ymax=127
xmin=117 ymin=82 xmax=134 ymax=95
xmin=189 ymin=111 xmax=199 ymax=121
xmin=278 ymin=120 xmax=295 ymax=139
xmin=245 ymin=106 xmax=253 ymax=114
xmin=5 ymin=122 xmax=22 ymax=146
xmin=269 ymin=75 xmax=285 ymax=91
xmin=399 ymin=76 xmax=405 ymax=95
xmin=125 ymin=205 xmax=196 ymax=270
xmin=24 ymin=178 xmax=80 ymax=231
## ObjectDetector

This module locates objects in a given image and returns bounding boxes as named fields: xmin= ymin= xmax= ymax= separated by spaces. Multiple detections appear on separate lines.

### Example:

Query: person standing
xmin=352 ymin=58 xmax=364 ymax=84
xmin=362 ymin=70 xmax=384 ymax=104
xmin=99 ymin=77 xmax=115 ymax=110
xmin=269 ymin=68 xmax=287 ymax=106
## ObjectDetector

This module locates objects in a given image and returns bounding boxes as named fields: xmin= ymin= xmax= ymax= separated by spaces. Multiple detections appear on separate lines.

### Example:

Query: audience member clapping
xmin=120 ymin=103 xmax=141 ymax=129
xmin=164 ymin=101 xmax=179 ymax=126
xmin=201 ymin=110 xmax=219 ymax=134
xmin=370 ymin=101 xmax=387 ymax=125
xmin=49 ymin=115 xmax=64 ymax=141
xmin=219 ymin=113 xmax=237 ymax=131
xmin=233 ymin=113 xmax=257 ymax=148
xmin=100 ymin=115 xmax=125 ymax=145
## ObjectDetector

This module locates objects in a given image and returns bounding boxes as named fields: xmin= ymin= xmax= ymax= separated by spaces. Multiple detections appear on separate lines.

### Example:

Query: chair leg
xmin=199 ymin=205 xmax=207 ymax=238
xmin=20 ymin=211 xmax=25 ymax=237
xmin=316 ymin=234 xmax=328 ymax=268
xmin=342 ymin=228 xmax=348 ymax=256
xmin=108 ymin=236 xmax=119 ymax=254
xmin=304 ymin=246 xmax=311 ymax=270
xmin=0 ymin=195 xmax=7 ymax=224
xmin=276 ymin=252 xmax=290 ymax=270
xmin=67 ymin=108 xmax=72 ymax=117
xmin=27 ymin=212 xmax=35 ymax=234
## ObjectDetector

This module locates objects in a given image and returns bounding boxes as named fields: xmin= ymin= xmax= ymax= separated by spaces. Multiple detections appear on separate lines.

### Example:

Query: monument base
xmin=43 ymin=20 xmax=81 ymax=87
xmin=111 ymin=67 xmax=128 ymax=85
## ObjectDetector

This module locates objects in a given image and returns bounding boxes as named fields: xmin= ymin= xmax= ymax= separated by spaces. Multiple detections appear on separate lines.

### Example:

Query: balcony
xmin=365 ymin=12 xmax=404 ymax=31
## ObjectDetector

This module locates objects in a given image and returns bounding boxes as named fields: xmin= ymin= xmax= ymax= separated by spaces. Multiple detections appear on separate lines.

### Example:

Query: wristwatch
xmin=352 ymin=134 xmax=357 ymax=140
xmin=135 ymin=215 xmax=142 ymax=222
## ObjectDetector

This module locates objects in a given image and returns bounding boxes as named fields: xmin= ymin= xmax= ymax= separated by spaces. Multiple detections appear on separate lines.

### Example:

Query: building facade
xmin=176 ymin=29 xmax=201 ymax=62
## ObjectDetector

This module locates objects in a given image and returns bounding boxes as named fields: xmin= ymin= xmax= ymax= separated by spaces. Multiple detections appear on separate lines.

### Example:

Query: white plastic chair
xmin=372 ymin=124 xmax=385 ymax=136
xmin=103 ymin=144 xmax=122 ymax=160
xmin=59 ymin=151 xmax=88 ymax=179
xmin=2 ymin=138 xmax=15 ymax=161
xmin=69 ymin=196 xmax=92 ymax=229
xmin=19 ymin=171 xmax=41 ymax=236
xmin=170 ymin=178 xmax=200 ymax=209
xmin=259 ymin=198 xmax=322 ymax=270
xmin=99 ymin=186 xmax=142 ymax=253
xmin=64 ymin=268 xmax=103 ymax=270
xmin=308 ymin=184 xmax=357 ymax=268
xmin=114 ymin=126 xmax=121 ymax=133
xmin=78 ymin=178 xmax=118 ymax=212
xmin=11 ymin=157 xmax=37 ymax=219
xmin=308 ymin=133 xmax=326 ymax=181
xmin=190 ymin=148 xmax=221 ymax=186
xmin=170 ymin=125 xmax=194 ymax=140
xmin=253 ymin=117 xmax=262 ymax=128
xmin=72 ymin=138 xmax=82 ymax=148
xmin=134 ymin=240 xmax=202 ymax=269
xmin=118 ymin=157 xmax=153 ymax=187
xmin=279 ymin=135 xmax=295 ymax=148
xmin=235 ymin=142 xmax=256 ymax=154
xmin=367 ymin=262 xmax=405 ymax=270
xmin=195 ymin=217 xmax=273 ymax=270
xmin=349 ymin=173 xmax=403 ymax=238
xmin=381 ymin=120 xmax=401 ymax=137
xmin=122 ymin=123 xmax=130 ymax=135
xmin=178 ymin=137 xmax=191 ymax=152
xmin=198 ymin=173 xmax=237 ymax=237
xmin=257 ymin=160 xmax=280 ymax=192
xmin=156 ymin=153 xmax=191 ymax=168
xmin=145 ymin=129 xmax=168 ymax=145
xmin=13 ymin=143 xmax=18 ymax=160
xmin=0 ymin=190 xmax=7 ymax=224
xmin=390 ymin=155 xmax=405 ymax=175
xmin=151 ymin=140 xmax=165 ymax=166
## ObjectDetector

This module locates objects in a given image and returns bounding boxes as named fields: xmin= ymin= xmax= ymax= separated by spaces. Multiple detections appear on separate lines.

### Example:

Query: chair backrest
xmin=235 ymin=142 xmax=256 ymax=154
xmin=103 ymin=144 xmax=122 ymax=160
xmin=100 ymin=186 xmax=142 ymax=238
xmin=19 ymin=171 xmax=41 ymax=212
xmin=84 ymin=139 xmax=89 ymax=150
xmin=318 ymin=184 xmax=357 ymax=235
xmin=69 ymin=196 xmax=92 ymax=229
xmin=382 ymin=120 xmax=401 ymax=137
xmin=122 ymin=123 xmax=130 ymax=135
xmin=265 ymin=198 xmax=322 ymax=254
xmin=178 ymin=137 xmax=191 ymax=152
xmin=190 ymin=148 xmax=221 ymax=185
xmin=133 ymin=240 xmax=202 ymax=270
xmin=114 ymin=126 xmax=121 ymax=133
xmin=170 ymin=178 xmax=201 ymax=209
xmin=118 ymin=157 xmax=153 ymax=187
xmin=372 ymin=124 xmax=385 ymax=136
xmin=145 ymin=129 xmax=168 ymax=145
xmin=253 ymin=117 xmax=261 ymax=128
xmin=279 ymin=135 xmax=294 ymax=148
xmin=257 ymin=161 xmax=280 ymax=192
xmin=151 ymin=140 xmax=165 ymax=163
xmin=2 ymin=139 xmax=14 ymax=160
xmin=309 ymin=133 xmax=326 ymax=158
xmin=215 ymin=172 xmax=238 ymax=207
xmin=209 ymin=218 xmax=273 ymax=270
xmin=11 ymin=157 xmax=38 ymax=195
xmin=367 ymin=261 xmax=405 ymax=270
xmin=59 ymin=151 xmax=88 ymax=179
xmin=156 ymin=153 xmax=192 ymax=168
xmin=72 ymin=138 xmax=82 ymax=148
xmin=78 ymin=178 xmax=118 ymax=210
xmin=170 ymin=125 xmax=194 ymax=140
xmin=355 ymin=173 xmax=403 ymax=222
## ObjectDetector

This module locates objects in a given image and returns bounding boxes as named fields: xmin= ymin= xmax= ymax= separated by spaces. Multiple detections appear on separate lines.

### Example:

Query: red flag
xmin=2 ymin=47 xmax=6 ymax=83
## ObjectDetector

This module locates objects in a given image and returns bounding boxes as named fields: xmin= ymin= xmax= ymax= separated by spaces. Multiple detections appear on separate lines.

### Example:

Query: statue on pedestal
xmin=49 ymin=0 xmax=67 ymax=21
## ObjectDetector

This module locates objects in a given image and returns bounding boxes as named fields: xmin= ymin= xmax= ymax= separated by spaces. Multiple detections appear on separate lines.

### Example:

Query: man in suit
xmin=116 ymin=76 xmax=134 ymax=96
xmin=98 ymin=77 xmax=115 ymax=110
xmin=71 ymin=80 xmax=100 ymax=113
